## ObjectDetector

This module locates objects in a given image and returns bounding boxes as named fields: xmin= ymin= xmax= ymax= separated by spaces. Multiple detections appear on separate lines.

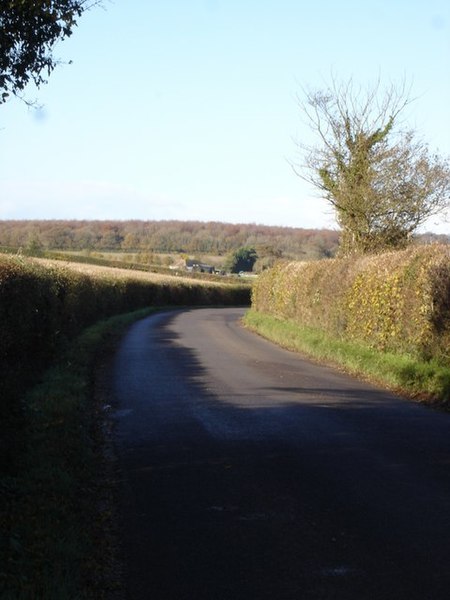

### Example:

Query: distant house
xmin=185 ymin=259 xmax=215 ymax=274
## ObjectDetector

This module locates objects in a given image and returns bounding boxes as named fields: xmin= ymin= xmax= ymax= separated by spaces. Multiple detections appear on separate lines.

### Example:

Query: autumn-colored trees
xmin=0 ymin=219 xmax=341 ymax=259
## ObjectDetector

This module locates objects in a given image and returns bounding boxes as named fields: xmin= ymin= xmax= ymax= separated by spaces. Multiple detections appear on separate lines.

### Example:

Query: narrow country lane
xmin=111 ymin=308 xmax=450 ymax=600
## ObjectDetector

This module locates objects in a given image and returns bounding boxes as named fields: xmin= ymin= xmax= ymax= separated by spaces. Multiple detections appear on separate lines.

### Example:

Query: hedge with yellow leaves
xmin=251 ymin=245 xmax=450 ymax=363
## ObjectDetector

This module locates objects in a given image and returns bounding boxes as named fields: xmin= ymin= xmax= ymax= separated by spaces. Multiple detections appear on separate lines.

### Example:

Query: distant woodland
xmin=0 ymin=220 xmax=341 ymax=260
xmin=0 ymin=220 xmax=447 ymax=261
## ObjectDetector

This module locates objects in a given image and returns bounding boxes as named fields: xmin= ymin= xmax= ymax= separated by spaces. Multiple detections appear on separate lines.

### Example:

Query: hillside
xmin=1 ymin=220 xmax=447 ymax=263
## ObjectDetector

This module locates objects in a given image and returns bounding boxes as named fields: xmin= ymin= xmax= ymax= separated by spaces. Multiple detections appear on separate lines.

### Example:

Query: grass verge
xmin=1 ymin=306 xmax=159 ymax=600
xmin=244 ymin=310 xmax=450 ymax=407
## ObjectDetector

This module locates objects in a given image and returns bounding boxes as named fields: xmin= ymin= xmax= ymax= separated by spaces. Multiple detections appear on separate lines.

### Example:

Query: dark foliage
xmin=226 ymin=246 xmax=258 ymax=273
xmin=0 ymin=254 xmax=250 ymax=476
xmin=0 ymin=0 xmax=94 ymax=102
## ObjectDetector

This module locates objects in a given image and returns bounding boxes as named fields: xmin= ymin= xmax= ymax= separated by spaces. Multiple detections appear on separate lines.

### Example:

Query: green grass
xmin=1 ymin=307 xmax=158 ymax=600
xmin=244 ymin=310 xmax=450 ymax=406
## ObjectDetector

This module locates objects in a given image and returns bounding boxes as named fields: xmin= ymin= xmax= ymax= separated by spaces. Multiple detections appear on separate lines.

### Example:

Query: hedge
xmin=251 ymin=244 xmax=450 ymax=363
xmin=0 ymin=254 xmax=250 ymax=473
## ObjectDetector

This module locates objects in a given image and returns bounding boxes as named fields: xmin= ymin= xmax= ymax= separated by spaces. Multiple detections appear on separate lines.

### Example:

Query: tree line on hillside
xmin=0 ymin=220 xmax=343 ymax=259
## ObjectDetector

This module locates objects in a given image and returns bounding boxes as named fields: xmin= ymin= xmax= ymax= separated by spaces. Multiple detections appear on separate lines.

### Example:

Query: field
xmin=56 ymin=250 xmax=227 ymax=268
xmin=33 ymin=256 xmax=230 ymax=285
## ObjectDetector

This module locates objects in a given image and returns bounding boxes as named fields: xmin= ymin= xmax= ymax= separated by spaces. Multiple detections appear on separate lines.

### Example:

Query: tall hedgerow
xmin=251 ymin=245 xmax=450 ymax=363
xmin=0 ymin=254 xmax=250 ymax=473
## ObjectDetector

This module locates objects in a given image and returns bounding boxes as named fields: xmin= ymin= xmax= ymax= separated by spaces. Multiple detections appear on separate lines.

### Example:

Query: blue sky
xmin=1 ymin=0 xmax=449 ymax=231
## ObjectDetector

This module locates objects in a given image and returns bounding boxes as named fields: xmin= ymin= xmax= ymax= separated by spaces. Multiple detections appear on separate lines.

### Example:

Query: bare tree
xmin=293 ymin=77 xmax=450 ymax=255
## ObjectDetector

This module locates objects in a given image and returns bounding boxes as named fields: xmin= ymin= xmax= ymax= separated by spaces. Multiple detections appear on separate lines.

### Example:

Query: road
xmin=111 ymin=307 xmax=450 ymax=600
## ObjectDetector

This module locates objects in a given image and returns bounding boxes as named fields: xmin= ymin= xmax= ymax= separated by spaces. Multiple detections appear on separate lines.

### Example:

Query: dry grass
xmin=32 ymin=257 xmax=231 ymax=287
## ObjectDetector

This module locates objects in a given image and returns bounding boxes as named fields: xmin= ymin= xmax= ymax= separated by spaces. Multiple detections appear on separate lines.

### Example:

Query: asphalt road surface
xmin=111 ymin=307 xmax=450 ymax=600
